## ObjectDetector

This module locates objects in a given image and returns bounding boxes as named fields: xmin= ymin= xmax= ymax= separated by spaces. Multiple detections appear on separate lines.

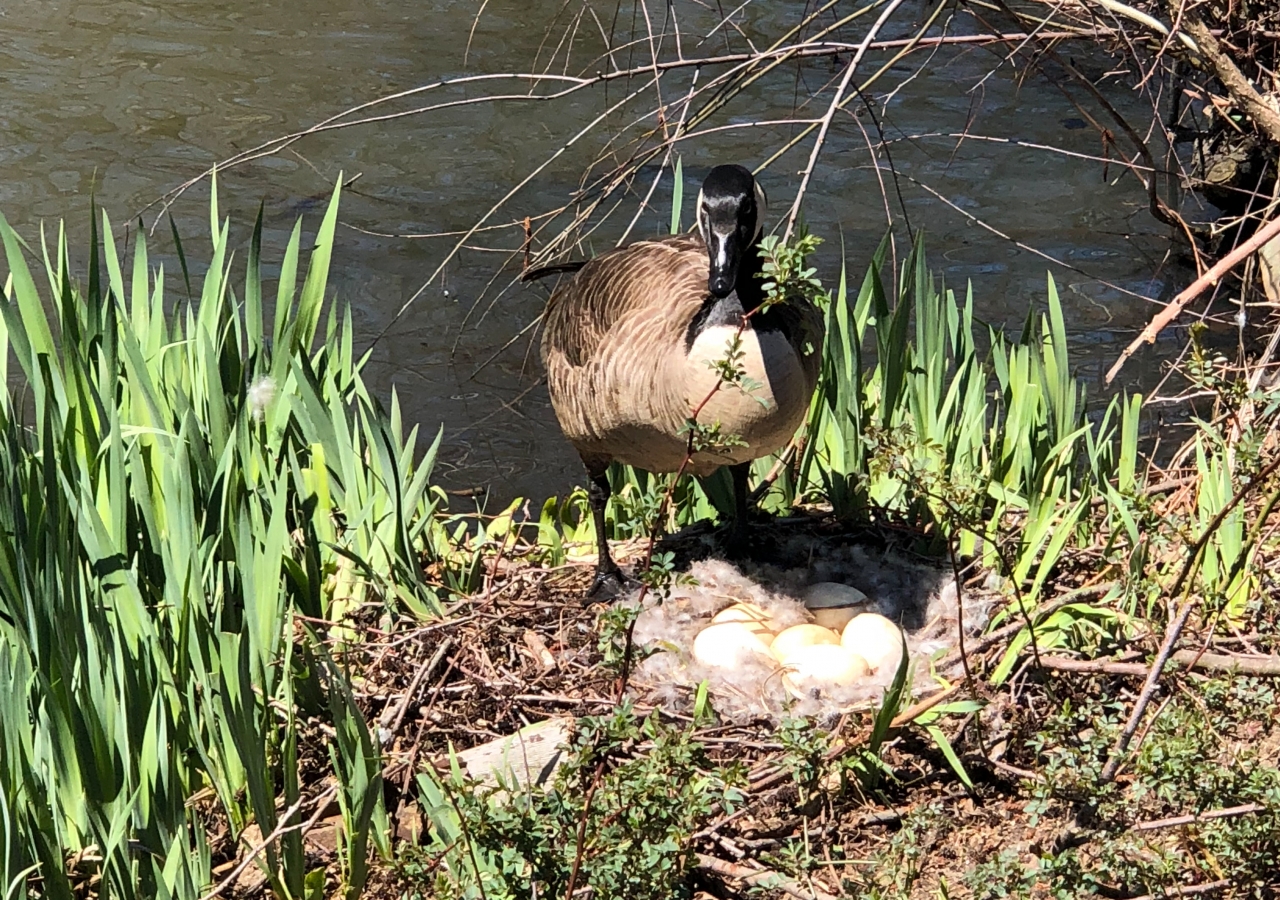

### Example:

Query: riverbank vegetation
xmin=1 ymin=178 xmax=1278 ymax=899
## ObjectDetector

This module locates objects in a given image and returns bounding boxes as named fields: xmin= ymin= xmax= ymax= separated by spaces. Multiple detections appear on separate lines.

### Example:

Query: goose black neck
xmin=685 ymin=240 xmax=779 ymax=349
xmin=734 ymin=241 xmax=765 ymax=312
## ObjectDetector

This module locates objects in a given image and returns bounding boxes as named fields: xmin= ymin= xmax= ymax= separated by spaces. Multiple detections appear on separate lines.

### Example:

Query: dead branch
xmin=1171 ymin=648 xmax=1280 ymax=675
xmin=1090 ymin=450 xmax=1280 ymax=795
xmin=1040 ymin=651 xmax=1280 ymax=676
xmin=382 ymin=638 xmax=454 ymax=737
xmin=695 ymin=853 xmax=839 ymax=900
xmin=1106 ymin=214 xmax=1280 ymax=384
xmin=1178 ymin=15 xmax=1280 ymax=146
xmin=199 ymin=787 xmax=335 ymax=900
xmin=1087 ymin=0 xmax=1198 ymax=50
xmin=1125 ymin=879 xmax=1233 ymax=900
xmin=1038 ymin=655 xmax=1150 ymax=675
xmin=937 ymin=582 xmax=1118 ymax=670
xmin=783 ymin=0 xmax=911 ymax=241
xmin=1131 ymin=802 xmax=1264 ymax=832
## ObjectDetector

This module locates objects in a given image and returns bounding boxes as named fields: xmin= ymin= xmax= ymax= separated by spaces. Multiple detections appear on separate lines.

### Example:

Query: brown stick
xmin=1106 ymin=214 xmax=1280 ymax=384
xmin=1131 ymin=802 xmax=1264 ymax=833
xmin=889 ymin=683 xmax=963 ymax=729
xmin=695 ymin=853 xmax=838 ymax=900
xmin=1040 ymin=650 xmax=1280 ymax=676
xmin=1037 ymin=656 xmax=1150 ymax=676
xmin=199 ymin=788 xmax=335 ymax=900
xmin=1172 ymin=649 xmax=1280 ymax=675
xmin=935 ymin=583 xmax=1117 ymax=671
xmin=1124 ymin=879 xmax=1233 ymax=900
xmin=563 ymin=760 xmax=605 ymax=900
xmin=1179 ymin=17 xmax=1280 ymax=145
xmin=1100 ymin=599 xmax=1196 ymax=784
xmin=383 ymin=637 xmax=453 ymax=737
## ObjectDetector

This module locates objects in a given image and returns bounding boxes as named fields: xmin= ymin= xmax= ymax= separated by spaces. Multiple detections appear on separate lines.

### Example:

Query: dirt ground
xmin=209 ymin=512 xmax=1280 ymax=899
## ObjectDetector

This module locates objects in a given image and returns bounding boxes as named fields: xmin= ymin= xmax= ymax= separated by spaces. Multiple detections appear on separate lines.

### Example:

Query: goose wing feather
xmin=541 ymin=234 xmax=705 ymax=367
xmin=540 ymin=232 xmax=825 ymax=474
xmin=540 ymin=235 xmax=707 ymax=465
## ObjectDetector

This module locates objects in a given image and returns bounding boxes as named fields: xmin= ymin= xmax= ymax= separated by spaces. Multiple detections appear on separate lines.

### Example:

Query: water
xmin=0 ymin=0 xmax=1187 ymax=504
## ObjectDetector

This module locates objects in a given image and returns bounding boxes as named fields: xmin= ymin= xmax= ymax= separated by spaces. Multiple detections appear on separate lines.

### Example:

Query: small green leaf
xmin=926 ymin=724 xmax=973 ymax=789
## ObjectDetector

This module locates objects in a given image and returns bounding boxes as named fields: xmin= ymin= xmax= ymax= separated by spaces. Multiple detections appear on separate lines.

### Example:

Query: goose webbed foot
xmin=585 ymin=563 xmax=635 ymax=604
xmin=582 ymin=459 xmax=635 ymax=603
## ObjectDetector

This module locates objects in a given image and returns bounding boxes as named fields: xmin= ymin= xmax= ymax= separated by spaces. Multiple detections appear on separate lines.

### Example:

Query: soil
xmin=206 ymin=510 xmax=1280 ymax=899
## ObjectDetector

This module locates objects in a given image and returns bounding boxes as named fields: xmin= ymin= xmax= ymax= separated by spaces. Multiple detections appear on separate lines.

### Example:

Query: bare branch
xmin=1178 ymin=14 xmax=1280 ymax=145
xmin=1107 ymin=214 xmax=1280 ymax=384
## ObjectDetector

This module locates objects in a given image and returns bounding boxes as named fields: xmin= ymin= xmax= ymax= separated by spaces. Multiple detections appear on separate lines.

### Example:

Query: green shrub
xmin=407 ymin=707 xmax=744 ymax=900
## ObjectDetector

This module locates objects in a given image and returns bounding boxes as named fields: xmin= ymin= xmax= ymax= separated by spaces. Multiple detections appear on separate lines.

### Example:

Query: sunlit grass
xmin=0 ymin=178 xmax=460 ymax=899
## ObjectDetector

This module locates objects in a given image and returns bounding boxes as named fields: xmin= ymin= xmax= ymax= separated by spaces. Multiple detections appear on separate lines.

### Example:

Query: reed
xmin=0 ymin=178 xmax=452 ymax=898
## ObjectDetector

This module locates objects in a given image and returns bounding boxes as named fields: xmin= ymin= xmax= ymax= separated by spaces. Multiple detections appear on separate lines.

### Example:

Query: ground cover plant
xmin=1 ymin=180 xmax=1279 ymax=900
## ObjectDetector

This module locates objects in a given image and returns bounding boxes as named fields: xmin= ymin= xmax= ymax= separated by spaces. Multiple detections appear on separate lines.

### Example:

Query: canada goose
xmin=540 ymin=164 xmax=823 ymax=598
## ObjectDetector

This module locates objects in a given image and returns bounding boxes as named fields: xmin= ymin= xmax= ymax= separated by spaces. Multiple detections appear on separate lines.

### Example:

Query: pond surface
xmin=0 ymin=0 xmax=1190 ymax=504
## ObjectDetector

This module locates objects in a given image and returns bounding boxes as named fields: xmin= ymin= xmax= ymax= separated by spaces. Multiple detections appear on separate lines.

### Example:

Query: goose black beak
xmin=706 ymin=231 xmax=741 ymax=299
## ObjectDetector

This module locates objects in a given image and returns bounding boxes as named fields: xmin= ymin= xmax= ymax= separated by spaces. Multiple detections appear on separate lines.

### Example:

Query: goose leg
xmin=726 ymin=461 xmax=752 ymax=554
xmin=584 ymin=459 xmax=628 ymax=601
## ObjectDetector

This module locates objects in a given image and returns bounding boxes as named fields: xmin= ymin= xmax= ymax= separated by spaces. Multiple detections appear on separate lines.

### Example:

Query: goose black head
xmin=696 ymin=164 xmax=767 ymax=299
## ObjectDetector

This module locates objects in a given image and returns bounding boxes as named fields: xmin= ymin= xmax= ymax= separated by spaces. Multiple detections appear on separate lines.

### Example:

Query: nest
xmin=627 ymin=538 xmax=992 ymax=722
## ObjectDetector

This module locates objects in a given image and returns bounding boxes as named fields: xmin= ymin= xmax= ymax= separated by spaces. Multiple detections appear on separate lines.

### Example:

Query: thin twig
xmin=563 ymin=760 xmax=606 ymax=900
xmin=384 ymin=638 xmax=454 ymax=737
xmin=1107 ymin=215 xmax=1280 ymax=384
xmin=783 ymin=0 xmax=909 ymax=241
xmin=947 ymin=538 xmax=974 ymax=684
xmin=199 ymin=788 xmax=335 ymax=900
xmin=695 ymin=853 xmax=839 ymax=900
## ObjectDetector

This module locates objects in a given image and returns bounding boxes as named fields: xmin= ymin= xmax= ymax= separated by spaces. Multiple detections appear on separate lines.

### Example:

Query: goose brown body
xmin=537 ymin=163 xmax=822 ymax=600
xmin=540 ymin=233 xmax=823 ymax=477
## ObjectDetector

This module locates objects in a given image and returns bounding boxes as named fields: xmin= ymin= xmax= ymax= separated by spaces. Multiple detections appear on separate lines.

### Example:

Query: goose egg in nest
xmin=779 ymin=644 xmax=870 ymax=699
xmin=801 ymin=582 xmax=871 ymax=631
xmin=841 ymin=613 xmax=905 ymax=674
xmin=710 ymin=602 xmax=779 ymax=646
xmin=770 ymin=623 xmax=841 ymax=662
xmin=692 ymin=622 xmax=777 ymax=670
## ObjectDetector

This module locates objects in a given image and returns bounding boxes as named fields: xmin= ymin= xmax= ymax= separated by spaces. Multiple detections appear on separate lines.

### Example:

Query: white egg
xmin=710 ymin=602 xmax=778 ymax=646
xmin=770 ymin=623 xmax=841 ymax=662
xmin=693 ymin=622 xmax=776 ymax=670
xmin=841 ymin=613 xmax=905 ymax=674
xmin=801 ymin=582 xmax=871 ymax=631
xmin=780 ymin=644 xmax=870 ymax=698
